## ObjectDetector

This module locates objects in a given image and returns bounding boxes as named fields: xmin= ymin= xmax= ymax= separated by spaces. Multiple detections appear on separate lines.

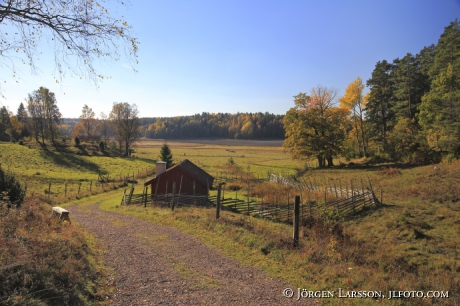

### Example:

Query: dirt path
xmin=68 ymin=204 xmax=313 ymax=305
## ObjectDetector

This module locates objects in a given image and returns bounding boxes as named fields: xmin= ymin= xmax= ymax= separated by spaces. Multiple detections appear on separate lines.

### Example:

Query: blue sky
xmin=0 ymin=0 xmax=459 ymax=118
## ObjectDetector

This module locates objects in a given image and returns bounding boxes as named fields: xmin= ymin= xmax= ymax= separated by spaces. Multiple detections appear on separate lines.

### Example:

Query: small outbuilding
xmin=144 ymin=159 xmax=214 ymax=196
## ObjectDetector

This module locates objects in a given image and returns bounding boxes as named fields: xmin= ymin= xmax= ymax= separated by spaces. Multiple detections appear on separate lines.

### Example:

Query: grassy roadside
xmin=0 ymin=197 xmax=113 ymax=305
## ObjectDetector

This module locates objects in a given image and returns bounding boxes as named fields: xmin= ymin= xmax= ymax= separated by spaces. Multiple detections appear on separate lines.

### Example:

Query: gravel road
xmin=67 ymin=204 xmax=314 ymax=305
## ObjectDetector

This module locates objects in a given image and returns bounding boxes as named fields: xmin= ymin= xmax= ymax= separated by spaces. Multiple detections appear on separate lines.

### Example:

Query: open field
xmin=133 ymin=138 xmax=304 ymax=179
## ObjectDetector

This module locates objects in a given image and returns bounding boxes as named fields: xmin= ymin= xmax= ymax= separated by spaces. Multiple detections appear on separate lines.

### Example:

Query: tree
xmin=99 ymin=112 xmax=110 ymax=145
xmin=159 ymin=144 xmax=174 ymax=168
xmin=26 ymin=87 xmax=61 ymax=143
xmin=366 ymin=60 xmax=395 ymax=151
xmin=0 ymin=106 xmax=11 ymax=140
xmin=340 ymin=77 xmax=368 ymax=157
xmin=419 ymin=63 xmax=460 ymax=153
xmin=109 ymin=102 xmax=139 ymax=155
xmin=16 ymin=102 xmax=29 ymax=137
xmin=79 ymin=104 xmax=97 ymax=141
xmin=283 ymin=86 xmax=348 ymax=167
xmin=0 ymin=0 xmax=139 ymax=85
xmin=27 ymin=94 xmax=46 ymax=143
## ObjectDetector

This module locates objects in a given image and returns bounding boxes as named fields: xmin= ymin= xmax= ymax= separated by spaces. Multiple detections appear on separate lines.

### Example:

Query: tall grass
xmin=0 ymin=197 xmax=110 ymax=305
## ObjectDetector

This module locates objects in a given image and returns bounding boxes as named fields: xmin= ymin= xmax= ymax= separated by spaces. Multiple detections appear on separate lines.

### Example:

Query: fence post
xmin=78 ymin=182 xmax=81 ymax=195
xmin=293 ymin=195 xmax=300 ymax=248
xmin=171 ymin=182 xmax=176 ymax=210
xmin=65 ymin=183 xmax=67 ymax=199
xmin=90 ymin=180 xmax=92 ymax=191
xmin=121 ymin=189 xmax=126 ymax=205
xmin=287 ymin=190 xmax=291 ymax=222
xmin=48 ymin=183 xmax=51 ymax=199
xmin=216 ymin=183 xmax=224 ymax=219
xmin=334 ymin=182 xmax=339 ymax=216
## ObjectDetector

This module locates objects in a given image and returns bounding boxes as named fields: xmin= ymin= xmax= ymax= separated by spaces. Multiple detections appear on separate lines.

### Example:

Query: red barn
xmin=144 ymin=159 xmax=214 ymax=196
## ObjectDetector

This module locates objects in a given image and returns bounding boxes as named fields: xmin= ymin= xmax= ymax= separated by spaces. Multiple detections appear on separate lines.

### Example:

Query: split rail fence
xmin=122 ymin=170 xmax=382 ymax=225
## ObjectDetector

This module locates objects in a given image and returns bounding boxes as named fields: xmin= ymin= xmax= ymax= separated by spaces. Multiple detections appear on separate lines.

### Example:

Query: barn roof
xmin=144 ymin=159 xmax=214 ymax=187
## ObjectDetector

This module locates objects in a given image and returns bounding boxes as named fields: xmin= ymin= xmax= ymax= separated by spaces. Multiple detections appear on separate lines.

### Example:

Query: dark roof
xmin=144 ymin=159 xmax=214 ymax=186
xmin=176 ymin=159 xmax=213 ymax=184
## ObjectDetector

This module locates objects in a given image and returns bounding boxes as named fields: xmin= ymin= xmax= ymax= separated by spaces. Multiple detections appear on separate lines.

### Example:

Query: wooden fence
xmin=123 ymin=182 xmax=380 ymax=224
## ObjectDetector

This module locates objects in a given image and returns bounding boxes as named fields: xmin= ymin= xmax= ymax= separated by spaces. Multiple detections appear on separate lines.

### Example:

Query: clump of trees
xmin=285 ymin=19 xmax=460 ymax=166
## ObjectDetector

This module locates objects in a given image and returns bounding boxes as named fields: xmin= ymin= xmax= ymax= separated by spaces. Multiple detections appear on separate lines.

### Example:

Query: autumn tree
xmin=339 ymin=77 xmax=368 ymax=157
xmin=109 ymin=102 xmax=139 ymax=155
xmin=78 ymin=105 xmax=97 ymax=141
xmin=283 ymin=86 xmax=348 ymax=167
xmin=0 ymin=0 xmax=139 ymax=85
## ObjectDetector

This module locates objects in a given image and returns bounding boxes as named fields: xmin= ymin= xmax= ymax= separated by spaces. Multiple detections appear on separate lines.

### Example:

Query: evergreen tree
xmin=159 ymin=144 xmax=174 ymax=168
xmin=366 ymin=60 xmax=395 ymax=151
xmin=0 ymin=106 xmax=11 ymax=141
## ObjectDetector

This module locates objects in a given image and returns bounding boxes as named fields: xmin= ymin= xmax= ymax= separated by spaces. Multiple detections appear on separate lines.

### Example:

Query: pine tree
xmin=159 ymin=144 xmax=174 ymax=168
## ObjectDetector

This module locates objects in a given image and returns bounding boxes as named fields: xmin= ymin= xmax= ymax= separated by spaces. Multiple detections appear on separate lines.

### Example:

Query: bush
xmin=99 ymin=140 xmax=105 ymax=152
xmin=18 ymin=140 xmax=24 ymax=145
xmin=0 ymin=167 xmax=26 ymax=207
xmin=74 ymin=136 xmax=80 ymax=146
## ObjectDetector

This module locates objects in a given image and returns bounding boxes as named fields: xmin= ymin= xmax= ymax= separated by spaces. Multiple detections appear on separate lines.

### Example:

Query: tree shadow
xmin=39 ymin=150 xmax=106 ymax=174
xmin=343 ymin=202 xmax=397 ymax=221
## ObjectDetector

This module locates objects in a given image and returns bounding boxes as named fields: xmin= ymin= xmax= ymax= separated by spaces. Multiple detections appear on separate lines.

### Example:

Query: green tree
xmin=283 ymin=86 xmax=348 ymax=167
xmin=16 ymin=102 xmax=29 ymax=137
xmin=366 ymin=60 xmax=395 ymax=151
xmin=159 ymin=144 xmax=174 ymax=168
xmin=0 ymin=106 xmax=11 ymax=140
xmin=419 ymin=63 xmax=460 ymax=153
xmin=429 ymin=19 xmax=460 ymax=80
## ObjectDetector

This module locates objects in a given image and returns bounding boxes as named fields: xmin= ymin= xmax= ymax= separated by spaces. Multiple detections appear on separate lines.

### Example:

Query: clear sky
xmin=0 ymin=0 xmax=459 ymax=118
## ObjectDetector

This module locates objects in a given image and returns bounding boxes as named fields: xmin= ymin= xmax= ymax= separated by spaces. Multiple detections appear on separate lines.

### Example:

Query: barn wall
xmin=148 ymin=168 xmax=209 ymax=195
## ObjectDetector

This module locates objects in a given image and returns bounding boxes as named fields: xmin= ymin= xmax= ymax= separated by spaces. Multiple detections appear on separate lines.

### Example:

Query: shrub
xmin=0 ymin=167 xmax=26 ymax=207
xmin=74 ymin=136 xmax=80 ymax=146
xmin=18 ymin=140 xmax=24 ymax=145
xmin=99 ymin=140 xmax=105 ymax=152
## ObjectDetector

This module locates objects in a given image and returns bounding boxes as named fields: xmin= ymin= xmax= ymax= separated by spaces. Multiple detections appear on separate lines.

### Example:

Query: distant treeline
xmin=138 ymin=112 xmax=285 ymax=139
